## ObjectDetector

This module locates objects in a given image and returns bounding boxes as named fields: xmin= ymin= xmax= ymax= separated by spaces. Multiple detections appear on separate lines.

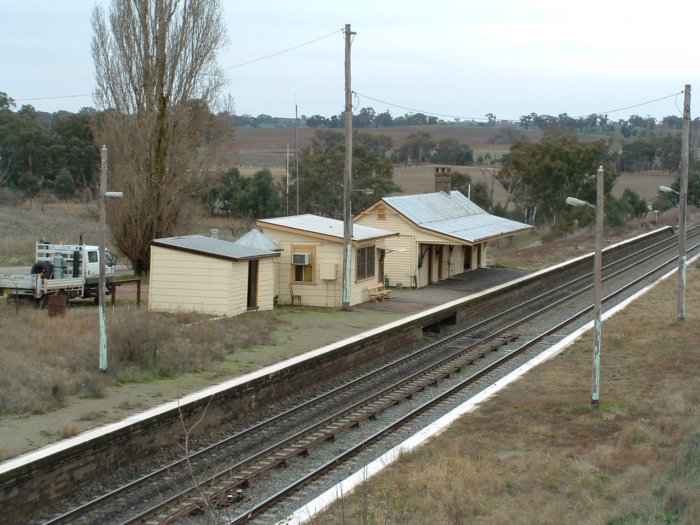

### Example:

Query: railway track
xmin=35 ymin=226 xmax=700 ymax=524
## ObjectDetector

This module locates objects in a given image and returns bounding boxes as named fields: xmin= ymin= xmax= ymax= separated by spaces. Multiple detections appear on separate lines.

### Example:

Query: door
xmin=378 ymin=249 xmax=385 ymax=284
xmin=247 ymin=260 xmax=259 ymax=310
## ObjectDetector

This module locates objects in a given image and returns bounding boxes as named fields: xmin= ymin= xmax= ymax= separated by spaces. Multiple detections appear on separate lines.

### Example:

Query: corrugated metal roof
xmin=152 ymin=235 xmax=279 ymax=261
xmin=383 ymin=191 xmax=532 ymax=243
xmin=234 ymin=229 xmax=281 ymax=252
xmin=257 ymin=214 xmax=398 ymax=242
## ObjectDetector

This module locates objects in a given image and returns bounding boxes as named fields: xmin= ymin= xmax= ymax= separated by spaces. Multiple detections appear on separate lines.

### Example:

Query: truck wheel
xmin=31 ymin=261 xmax=55 ymax=279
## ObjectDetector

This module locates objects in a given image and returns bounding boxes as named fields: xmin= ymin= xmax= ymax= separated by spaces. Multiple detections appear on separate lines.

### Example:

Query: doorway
xmin=247 ymin=260 xmax=259 ymax=310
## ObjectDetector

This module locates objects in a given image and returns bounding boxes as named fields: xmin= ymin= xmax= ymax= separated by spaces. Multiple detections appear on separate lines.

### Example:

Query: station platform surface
xmin=358 ymin=267 xmax=531 ymax=313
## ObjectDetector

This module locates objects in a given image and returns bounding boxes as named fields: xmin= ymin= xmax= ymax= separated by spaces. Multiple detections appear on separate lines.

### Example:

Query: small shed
xmin=149 ymin=234 xmax=279 ymax=316
xmin=256 ymin=214 xmax=398 ymax=308
xmin=355 ymin=170 xmax=532 ymax=288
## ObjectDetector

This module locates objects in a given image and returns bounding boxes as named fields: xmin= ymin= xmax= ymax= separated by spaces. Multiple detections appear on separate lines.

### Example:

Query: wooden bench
xmin=367 ymin=283 xmax=392 ymax=303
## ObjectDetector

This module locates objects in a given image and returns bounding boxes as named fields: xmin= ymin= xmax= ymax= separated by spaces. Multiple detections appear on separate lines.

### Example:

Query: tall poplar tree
xmin=92 ymin=0 xmax=229 ymax=274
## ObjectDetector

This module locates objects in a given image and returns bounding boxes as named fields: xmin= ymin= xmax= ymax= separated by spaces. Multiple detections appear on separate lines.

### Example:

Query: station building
xmin=256 ymin=214 xmax=398 ymax=307
xmin=354 ymin=168 xmax=533 ymax=289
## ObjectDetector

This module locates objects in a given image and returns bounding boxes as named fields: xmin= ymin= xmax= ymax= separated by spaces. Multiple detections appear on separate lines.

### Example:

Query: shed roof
xmin=381 ymin=191 xmax=532 ymax=243
xmin=257 ymin=214 xmax=398 ymax=243
xmin=151 ymin=235 xmax=279 ymax=261
xmin=234 ymin=228 xmax=281 ymax=252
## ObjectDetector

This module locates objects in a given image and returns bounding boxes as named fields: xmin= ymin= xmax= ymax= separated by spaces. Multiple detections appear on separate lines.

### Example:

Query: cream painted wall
xmin=149 ymin=246 xmax=276 ymax=316
xmin=357 ymin=203 xmax=488 ymax=289
xmin=259 ymin=227 xmax=384 ymax=308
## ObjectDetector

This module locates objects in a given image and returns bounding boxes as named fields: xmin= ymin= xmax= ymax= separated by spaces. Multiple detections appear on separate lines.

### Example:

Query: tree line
xmin=0 ymin=93 xmax=100 ymax=204
xmin=235 ymin=106 xmax=700 ymax=137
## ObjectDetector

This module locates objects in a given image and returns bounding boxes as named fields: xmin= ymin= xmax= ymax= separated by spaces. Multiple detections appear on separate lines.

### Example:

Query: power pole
xmin=295 ymin=102 xmax=300 ymax=215
xmin=341 ymin=23 xmax=355 ymax=311
xmin=677 ymin=84 xmax=691 ymax=320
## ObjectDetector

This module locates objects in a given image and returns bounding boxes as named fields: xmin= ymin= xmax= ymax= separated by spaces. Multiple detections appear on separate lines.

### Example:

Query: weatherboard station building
xmin=354 ymin=167 xmax=533 ymax=289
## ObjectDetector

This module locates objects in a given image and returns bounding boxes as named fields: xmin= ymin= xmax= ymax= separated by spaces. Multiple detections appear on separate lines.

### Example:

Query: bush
xmin=54 ymin=168 xmax=76 ymax=200
xmin=621 ymin=188 xmax=649 ymax=218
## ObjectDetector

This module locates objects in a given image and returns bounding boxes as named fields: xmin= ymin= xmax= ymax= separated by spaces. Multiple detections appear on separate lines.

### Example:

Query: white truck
xmin=0 ymin=240 xmax=116 ymax=305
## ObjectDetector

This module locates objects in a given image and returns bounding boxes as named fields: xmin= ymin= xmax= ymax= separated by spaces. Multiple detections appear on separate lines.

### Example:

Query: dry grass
xmin=487 ymin=209 xmax=695 ymax=271
xmin=0 ymin=202 xmax=101 ymax=265
xmin=316 ymin=266 xmax=700 ymax=525
xmin=0 ymin=305 xmax=278 ymax=415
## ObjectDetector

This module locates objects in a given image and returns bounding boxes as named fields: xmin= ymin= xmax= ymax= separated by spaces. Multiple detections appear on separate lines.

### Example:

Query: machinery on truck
xmin=0 ymin=240 xmax=117 ymax=305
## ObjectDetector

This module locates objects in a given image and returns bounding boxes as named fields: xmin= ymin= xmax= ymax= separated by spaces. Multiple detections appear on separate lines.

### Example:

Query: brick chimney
xmin=434 ymin=166 xmax=452 ymax=193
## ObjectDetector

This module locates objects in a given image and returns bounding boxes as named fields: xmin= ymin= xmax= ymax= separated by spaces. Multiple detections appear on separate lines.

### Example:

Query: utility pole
xmin=677 ymin=84 xmax=691 ymax=320
xmin=341 ymin=23 xmax=355 ymax=311
xmin=295 ymin=102 xmax=300 ymax=215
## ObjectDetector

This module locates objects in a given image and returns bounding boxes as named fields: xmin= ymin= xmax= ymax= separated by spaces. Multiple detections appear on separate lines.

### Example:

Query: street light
xmin=565 ymin=196 xmax=595 ymax=210
xmin=566 ymin=165 xmax=604 ymax=410
xmin=99 ymin=145 xmax=123 ymax=372
xmin=659 ymin=185 xmax=678 ymax=197
xmin=660 ymin=184 xmax=687 ymax=320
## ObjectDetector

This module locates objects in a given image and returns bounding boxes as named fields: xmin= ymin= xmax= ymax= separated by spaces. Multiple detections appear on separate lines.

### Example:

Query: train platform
xmin=357 ymin=267 xmax=531 ymax=313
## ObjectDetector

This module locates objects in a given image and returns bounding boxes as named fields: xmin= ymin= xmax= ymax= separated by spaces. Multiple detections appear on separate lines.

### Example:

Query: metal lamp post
xmin=660 ymin=184 xmax=688 ymax=321
xmin=566 ymin=165 xmax=604 ymax=410
xmin=99 ymin=145 xmax=123 ymax=371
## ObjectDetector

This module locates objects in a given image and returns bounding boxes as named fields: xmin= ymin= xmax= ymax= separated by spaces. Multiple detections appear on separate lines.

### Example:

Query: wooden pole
xmin=341 ymin=23 xmax=355 ymax=311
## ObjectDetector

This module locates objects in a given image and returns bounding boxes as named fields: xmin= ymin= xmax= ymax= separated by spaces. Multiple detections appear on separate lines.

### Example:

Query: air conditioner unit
xmin=292 ymin=252 xmax=312 ymax=265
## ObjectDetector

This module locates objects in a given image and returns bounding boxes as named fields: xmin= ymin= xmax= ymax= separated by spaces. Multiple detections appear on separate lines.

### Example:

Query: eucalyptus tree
xmin=91 ymin=0 xmax=229 ymax=274
xmin=500 ymin=137 xmax=614 ymax=226
xmin=293 ymin=130 xmax=400 ymax=219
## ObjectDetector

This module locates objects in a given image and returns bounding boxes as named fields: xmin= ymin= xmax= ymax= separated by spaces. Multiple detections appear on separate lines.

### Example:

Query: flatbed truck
xmin=0 ymin=240 xmax=116 ymax=305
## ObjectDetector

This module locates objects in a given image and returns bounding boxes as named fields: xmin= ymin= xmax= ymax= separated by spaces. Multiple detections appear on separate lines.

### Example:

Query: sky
xmin=1 ymin=0 xmax=698 ymax=122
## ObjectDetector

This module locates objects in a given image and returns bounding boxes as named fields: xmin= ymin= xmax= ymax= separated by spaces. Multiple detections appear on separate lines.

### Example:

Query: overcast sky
xmin=1 ymin=1 xmax=697 ymax=122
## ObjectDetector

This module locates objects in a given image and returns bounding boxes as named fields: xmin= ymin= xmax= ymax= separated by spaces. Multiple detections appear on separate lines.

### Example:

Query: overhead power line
xmin=12 ymin=29 xmax=343 ymax=106
xmin=573 ymin=91 xmax=684 ymax=119
xmin=14 ymin=92 xmax=94 ymax=104
xmin=222 ymin=28 xmax=343 ymax=70
xmin=353 ymin=91 xmax=489 ymax=121
xmin=354 ymin=90 xmax=685 ymax=122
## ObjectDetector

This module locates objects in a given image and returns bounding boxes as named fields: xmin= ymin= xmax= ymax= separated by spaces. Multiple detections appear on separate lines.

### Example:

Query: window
xmin=356 ymin=245 xmax=375 ymax=280
xmin=291 ymin=245 xmax=315 ymax=283
xmin=378 ymin=207 xmax=386 ymax=220
xmin=294 ymin=264 xmax=313 ymax=283
xmin=88 ymin=251 xmax=98 ymax=263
